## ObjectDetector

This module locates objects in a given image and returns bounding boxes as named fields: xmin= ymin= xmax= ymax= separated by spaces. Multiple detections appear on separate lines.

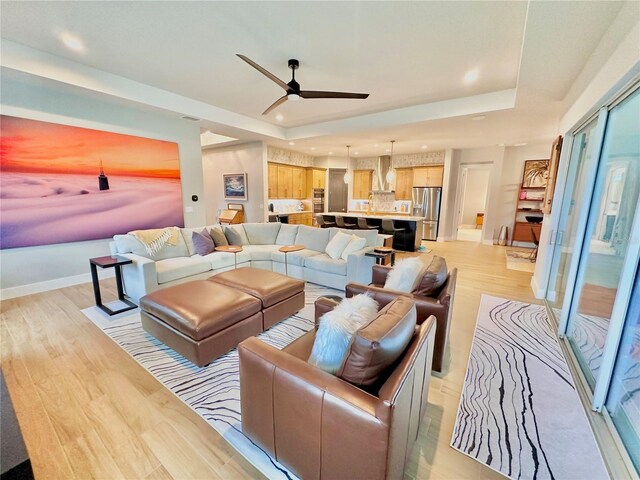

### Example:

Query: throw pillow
xmin=340 ymin=235 xmax=367 ymax=260
xmin=224 ymin=225 xmax=248 ymax=245
xmin=415 ymin=255 xmax=448 ymax=296
xmin=192 ymin=229 xmax=215 ymax=256
xmin=325 ymin=230 xmax=353 ymax=260
xmin=209 ymin=226 xmax=229 ymax=247
xmin=308 ymin=294 xmax=379 ymax=374
xmin=338 ymin=296 xmax=417 ymax=388
xmin=384 ymin=256 xmax=427 ymax=293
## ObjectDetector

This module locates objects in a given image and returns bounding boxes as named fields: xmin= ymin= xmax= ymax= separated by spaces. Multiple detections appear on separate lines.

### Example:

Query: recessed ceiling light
xmin=464 ymin=69 xmax=479 ymax=84
xmin=373 ymin=144 xmax=379 ymax=147
xmin=514 ymin=143 xmax=528 ymax=147
xmin=385 ymin=149 xmax=391 ymax=153
xmin=60 ymin=32 xmax=85 ymax=52
xmin=471 ymin=115 xmax=486 ymax=121
xmin=310 ymin=147 xmax=316 ymax=151
xmin=328 ymin=151 xmax=333 ymax=155
xmin=354 ymin=151 xmax=359 ymax=155
xmin=421 ymin=145 xmax=428 ymax=150
xmin=497 ymin=143 xmax=505 ymax=147
xmin=288 ymin=141 xmax=295 ymax=146
xmin=275 ymin=113 xmax=284 ymax=122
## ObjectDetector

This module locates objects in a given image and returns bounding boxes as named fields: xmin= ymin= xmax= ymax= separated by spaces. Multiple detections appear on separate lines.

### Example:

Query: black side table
xmin=365 ymin=250 xmax=396 ymax=266
xmin=89 ymin=255 xmax=137 ymax=316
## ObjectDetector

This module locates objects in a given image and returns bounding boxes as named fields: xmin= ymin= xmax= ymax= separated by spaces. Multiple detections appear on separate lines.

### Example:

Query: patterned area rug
xmin=82 ymin=283 xmax=342 ymax=480
xmin=505 ymin=248 xmax=536 ymax=273
xmin=451 ymin=295 xmax=609 ymax=480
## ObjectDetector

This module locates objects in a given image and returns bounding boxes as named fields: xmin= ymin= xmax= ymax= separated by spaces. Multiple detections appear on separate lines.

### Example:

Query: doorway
xmin=455 ymin=164 xmax=491 ymax=242
xmin=328 ymin=169 xmax=347 ymax=212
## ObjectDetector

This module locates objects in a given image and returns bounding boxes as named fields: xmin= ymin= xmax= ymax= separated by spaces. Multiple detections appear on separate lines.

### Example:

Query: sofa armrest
xmin=117 ymin=253 xmax=158 ymax=304
xmin=238 ymin=337 xmax=390 ymax=479
xmin=314 ymin=296 xmax=341 ymax=325
xmin=345 ymin=283 xmax=412 ymax=310
xmin=372 ymin=264 xmax=392 ymax=285
xmin=345 ymin=246 xmax=376 ymax=285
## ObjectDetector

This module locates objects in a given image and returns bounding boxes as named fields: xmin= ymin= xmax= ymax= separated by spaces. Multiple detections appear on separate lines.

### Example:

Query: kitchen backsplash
xmin=349 ymin=195 xmax=411 ymax=213
xmin=268 ymin=199 xmax=311 ymax=213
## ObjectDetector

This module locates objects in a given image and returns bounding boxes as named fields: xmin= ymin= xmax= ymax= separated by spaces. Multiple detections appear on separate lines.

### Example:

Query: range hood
xmin=373 ymin=155 xmax=393 ymax=192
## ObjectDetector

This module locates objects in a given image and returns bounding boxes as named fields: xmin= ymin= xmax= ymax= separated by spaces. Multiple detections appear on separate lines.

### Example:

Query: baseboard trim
xmin=530 ymin=274 xmax=546 ymax=299
xmin=0 ymin=270 xmax=114 ymax=301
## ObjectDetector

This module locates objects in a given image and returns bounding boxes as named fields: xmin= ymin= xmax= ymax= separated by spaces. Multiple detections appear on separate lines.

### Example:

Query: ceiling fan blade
xmin=262 ymin=95 xmax=288 ymax=115
xmin=237 ymin=54 xmax=289 ymax=91
xmin=300 ymin=90 xmax=369 ymax=99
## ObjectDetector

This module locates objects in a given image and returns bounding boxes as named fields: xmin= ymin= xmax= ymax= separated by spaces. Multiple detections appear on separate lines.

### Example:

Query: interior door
xmin=328 ymin=169 xmax=347 ymax=212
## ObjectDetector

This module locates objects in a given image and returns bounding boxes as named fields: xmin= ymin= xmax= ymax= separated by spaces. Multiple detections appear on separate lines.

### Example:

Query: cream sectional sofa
xmin=109 ymin=223 xmax=380 ymax=304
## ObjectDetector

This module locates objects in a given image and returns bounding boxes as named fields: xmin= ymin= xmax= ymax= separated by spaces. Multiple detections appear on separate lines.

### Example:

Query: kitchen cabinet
xmin=353 ymin=170 xmax=373 ymax=200
xmin=286 ymin=212 xmax=313 ymax=226
xmin=306 ymin=168 xmax=326 ymax=195
xmin=292 ymin=166 xmax=306 ymax=199
xmin=268 ymin=163 xmax=278 ymax=198
xmin=277 ymin=164 xmax=293 ymax=198
xmin=413 ymin=166 xmax=444 ymax=187
xmin=394 ymin=168 xmax=414 ymax=200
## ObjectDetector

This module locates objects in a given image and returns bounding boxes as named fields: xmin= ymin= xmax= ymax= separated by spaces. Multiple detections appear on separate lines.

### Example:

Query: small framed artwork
xmin=223 ymin=173 xmax=247 ymax=201
xmin=522 ymin=159 xmax=550 ymax=188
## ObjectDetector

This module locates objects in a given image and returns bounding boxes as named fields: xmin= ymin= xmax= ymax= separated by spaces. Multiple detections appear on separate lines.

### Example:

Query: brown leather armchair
xmin=346 ymin=264 xmax=457 ymax=374
xmin=238 ymin=297 xmax=437 ymax=480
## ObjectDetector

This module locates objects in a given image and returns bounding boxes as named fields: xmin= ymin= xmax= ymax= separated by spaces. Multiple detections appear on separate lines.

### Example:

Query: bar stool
xmin=357 ymin=218 xmax=378 ymax=230
xmin=382 ymin=219 xmax=409 ymax=251
xmin=336 ymin=216 xmax=357 ymax=229
xmin=318 ymin=215 xmax=336 ymax=228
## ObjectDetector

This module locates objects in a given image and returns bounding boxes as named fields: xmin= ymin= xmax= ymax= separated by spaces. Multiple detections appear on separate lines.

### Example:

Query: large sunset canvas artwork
xmin=0 ymin=115 xmax=183 ymax=249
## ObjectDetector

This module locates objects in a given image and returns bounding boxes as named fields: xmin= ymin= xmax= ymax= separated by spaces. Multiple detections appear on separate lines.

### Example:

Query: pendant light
xmin=343 ymin=145 xmax=352 ymax=184
xmin=386 ymin=140 xmax=396 ymax=184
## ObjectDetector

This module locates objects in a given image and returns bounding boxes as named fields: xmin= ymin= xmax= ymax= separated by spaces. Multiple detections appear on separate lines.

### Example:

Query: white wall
xmin=202 ymin=142 xmax=267 ymax=223
xmin=460 ymin=167 xmax=491 ymax=226
xmin=0 ymin=75 xmax=204 ymax=297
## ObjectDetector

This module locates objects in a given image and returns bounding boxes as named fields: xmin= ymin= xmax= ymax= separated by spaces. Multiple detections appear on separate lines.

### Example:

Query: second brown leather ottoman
xmin=140 ymin=280 xmax=262 ymax=367
xmin=208 ymin=268 xmax=305 ymax=329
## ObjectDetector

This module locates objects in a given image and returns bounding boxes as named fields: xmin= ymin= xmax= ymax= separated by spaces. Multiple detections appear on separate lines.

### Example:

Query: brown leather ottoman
xmin=140 ymin=280 xmax=262 ymax=367
xmin=208 ymin=268 xmax=305 ymax=329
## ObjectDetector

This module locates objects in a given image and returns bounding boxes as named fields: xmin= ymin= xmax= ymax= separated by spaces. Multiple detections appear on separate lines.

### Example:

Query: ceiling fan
xmin=237 ymin=55 xmax=369 ymax=115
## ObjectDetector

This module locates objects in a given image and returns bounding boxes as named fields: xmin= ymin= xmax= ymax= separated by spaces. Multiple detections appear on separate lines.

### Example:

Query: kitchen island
xmin=318 ymin=212 xmax=423 ymax=251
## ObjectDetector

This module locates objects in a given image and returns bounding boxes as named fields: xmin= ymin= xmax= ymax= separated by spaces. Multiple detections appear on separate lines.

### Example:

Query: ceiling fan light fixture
xmin=288 ymin=93 xmax=301 ymax=101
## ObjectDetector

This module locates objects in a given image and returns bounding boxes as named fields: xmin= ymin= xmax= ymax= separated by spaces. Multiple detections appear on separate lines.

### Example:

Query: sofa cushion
xmin=275 ymin=224 xmax=299 ymax=246
xmin=415 ymin=255 xmax=448 ymax=296
xmin=295 ymin=225 xmax=330 ymax=252
xmin=338 ymin=296 xmax=416 ymax=387
xmin=243 ymin=223 xmax=281 ymax=245
xmin=340 ymin=235 xmax=367 ymax=260
xmin=308 ymin=294 xmax=379 ymax=374
xmin=224 ymin=225 xmax=249 ymax=246
xmin=181 ymin=225 xmax=219 ymax=256
xmin=304 ymin=253 xmax=347 ymax=276
xmin=192 ymin=229 xmax=215 ymax=256
xmin=325 ymin=230 xmax=353 ymax=260
xmin=271 ymin=248 xmax=321 ymax=266
xmin=209 ymin=226 xmax=229 ymax=247
xmin=205 ymin=251 xmax=251 ymax=270
xmin=330 ymin=227 xmax=378 ymax=247
xmin=242 ymin=245 xmax=281 ymax=261
xmin=155 ymin=256 xmax=212 ymax=284
xmin=115 ymin=231 xmax=189 ymax=260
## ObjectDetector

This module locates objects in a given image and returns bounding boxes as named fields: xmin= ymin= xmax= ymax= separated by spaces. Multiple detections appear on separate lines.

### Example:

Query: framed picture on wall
xmin=542 ymin=136 xmax=563 ymax=214
xmin=223 ymin=173 xmax=247 ymax=201
xmin=522 ymin=159 xmax=550 ymax=188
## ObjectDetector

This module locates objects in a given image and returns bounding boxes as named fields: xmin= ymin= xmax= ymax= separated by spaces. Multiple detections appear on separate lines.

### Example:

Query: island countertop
xmin=319 ymin=212 xmax=424 ymax=222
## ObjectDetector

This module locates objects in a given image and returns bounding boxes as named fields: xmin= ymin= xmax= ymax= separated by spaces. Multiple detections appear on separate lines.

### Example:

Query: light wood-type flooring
xmin=1 ymin=241 xmax=539 ymax=479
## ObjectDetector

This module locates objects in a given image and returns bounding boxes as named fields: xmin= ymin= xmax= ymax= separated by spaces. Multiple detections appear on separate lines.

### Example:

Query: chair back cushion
xmin=338 ymin=296 xmax=416 ymax=387
xmin=415 ymin=255 xmax=448 ymax=296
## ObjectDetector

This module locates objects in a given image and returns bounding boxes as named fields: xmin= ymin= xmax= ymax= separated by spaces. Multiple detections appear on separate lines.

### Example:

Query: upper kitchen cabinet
xmin=307 ymin=168 xmax=326 ymax=192
xmin=277 ymin=164 xmax=293 ymax=198
xmin=268 ymin=163 xmax=279 ymax=198
xmin=353 ymin=170 xmax=373 ymax=200
xmin=394 ymin=168 xmax=414 ymax=200
xmin=291 ymin=166 xmax=307 ymax=199
xmin=413 ymin=166 xmax=444 ymax=187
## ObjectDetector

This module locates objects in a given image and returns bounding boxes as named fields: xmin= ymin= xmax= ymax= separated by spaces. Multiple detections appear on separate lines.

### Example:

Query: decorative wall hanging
xmin=522 ymin=159 xmax=550 ymax=188
xmin=223 ymin=173 xmax=248 ymax=201
xmin=0 ymin=115 xmax=183 ymax=249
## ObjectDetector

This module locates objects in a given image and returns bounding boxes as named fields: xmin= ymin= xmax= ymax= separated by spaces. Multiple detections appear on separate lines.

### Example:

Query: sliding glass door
xmin=564 ymin=88 xmax=640 ymax=388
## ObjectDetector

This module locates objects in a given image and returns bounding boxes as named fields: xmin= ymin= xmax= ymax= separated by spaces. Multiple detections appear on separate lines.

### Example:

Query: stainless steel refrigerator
xmin=412 ymin=187 xmax=442 ymax=241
